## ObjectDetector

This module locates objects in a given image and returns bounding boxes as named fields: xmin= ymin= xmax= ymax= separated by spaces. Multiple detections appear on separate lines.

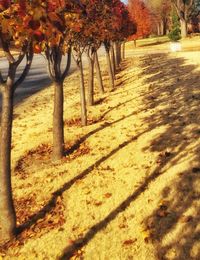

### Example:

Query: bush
xmin=168 ymin=12 xmax=181 ymax=42
xmin=168 ymin=28 xmax=181 ymax=41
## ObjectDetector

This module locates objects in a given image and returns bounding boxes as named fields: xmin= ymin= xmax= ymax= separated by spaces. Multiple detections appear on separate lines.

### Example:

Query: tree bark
xmin=0 ymin=41 xmax=33 ymax=244
xmin=110 ymin=43 xmax=116 ymax=76
xmin=118 ymin=42 xmax=122 ymax=64
xmin=0 ymin=86 xmax=16 ymax=244
xmin=122 ymin=42 xmax=125 ymax=60
xmin=114 ymin=42 xmax=118 ymax=68
xmin=160 ymin=22 xmax=164 ymax=35
xmin=87 ymin=52 xmax=95 ymax=106
xmin=79 ymin=58 xmax=87 ymax=126
xmin=180 ymin=19 xmax=187 ymax=37
xmin=162 ymin=18 xmax=168 ymax=35
xmin=94 ymin=51 xmax=104 ymax=94
xmin=157 ymin=23 xmax=161 ymax=36
xmin=104 ymin=45 xmax=114 ymax=90
xmin=115 ymin=42 xmax=121 ymax=68
xmin=52 ymin=81 xmax=64 ymax=160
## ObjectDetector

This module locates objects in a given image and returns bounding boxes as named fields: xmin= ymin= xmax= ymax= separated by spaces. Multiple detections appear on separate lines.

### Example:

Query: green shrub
xmin=168 ymin=12 xmax=181 ymax=42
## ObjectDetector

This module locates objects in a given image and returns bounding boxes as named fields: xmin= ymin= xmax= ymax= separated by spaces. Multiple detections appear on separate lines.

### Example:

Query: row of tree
xmin=0 ymin=0 xmax=136 ymax=244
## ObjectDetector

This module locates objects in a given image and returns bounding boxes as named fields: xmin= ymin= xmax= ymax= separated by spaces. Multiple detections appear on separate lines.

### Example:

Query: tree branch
xmin=0 ymin=32 xmax=15 ymax=63
xmin=0 ymin=70 xmax=6 ymax=84
xmin=56 ymin=46 xmax=62 ymax=79
xmin=13 ymin=46 xmax=34 ymax=91
xmin=14 ymin=43 xmax=28 ymax=67
xmin=52 ymin=47 xmax=61 ymax=81
xmin=61 ymin=47 xmax=71 ymax=81
xmin=45 ymin=46 xmax=56 ymax=81
xmin=0 ymin=83 xmax=5 ymax=92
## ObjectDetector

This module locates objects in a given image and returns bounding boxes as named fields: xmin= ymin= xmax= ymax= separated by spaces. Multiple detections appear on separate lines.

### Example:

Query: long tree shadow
xmin=144 ymin=167 xmax=200 ymax=260
xmin=139 ymin=53 xmax=200 ymax=259
xmin=60 ymin=152 xmax=174 ymax=259
xmin=16 ymin=132 xmax=143 ymax=234
xmin=60 ymin=52 xmax=200 ymax=258
xmin=4 ymin=52 xmax=199 ymax=258
xmin=140 ymin=40 xmax=169 ymax=48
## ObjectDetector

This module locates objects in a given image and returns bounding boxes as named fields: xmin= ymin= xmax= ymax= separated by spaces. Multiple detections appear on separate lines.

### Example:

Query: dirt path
xmin=0 ymin=51 xmax=200 ymax=259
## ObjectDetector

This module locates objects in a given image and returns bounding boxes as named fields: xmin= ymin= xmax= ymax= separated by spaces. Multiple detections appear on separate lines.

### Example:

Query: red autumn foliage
xmin=128 ymin=0 xmax=152 ymax=40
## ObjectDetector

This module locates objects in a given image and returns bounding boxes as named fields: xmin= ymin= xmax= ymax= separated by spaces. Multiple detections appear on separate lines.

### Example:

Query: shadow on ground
xmin=60 ymin=53 xmax=200 ymax=259
xmin=139 ymin=53 xmax=200 ymax=260
xmin=139 ymin=40 xmax=169 ymax=48
xmin=2 ymin=53 xmax=199 ymax=259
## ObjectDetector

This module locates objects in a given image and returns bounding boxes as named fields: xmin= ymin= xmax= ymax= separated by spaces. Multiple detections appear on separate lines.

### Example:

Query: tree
xmin=0 ymin=0 xmax=34 ymax=244
xmin=171 ymin=0 xmax=195 ymax=37
xmin=168 ymin=11 xmax=182 ymax=41
xmin=23 ymin=0 xmax=83 ymax=159
xmin=0 ymin=0 xmax=82 ymax=243
xmin=128 ymin=0 xmax=152 ymax=46
xmin=147 ymin=0 xmax=172 ymax=35
xmin=43 ymin=1 xmax=75 ymax=160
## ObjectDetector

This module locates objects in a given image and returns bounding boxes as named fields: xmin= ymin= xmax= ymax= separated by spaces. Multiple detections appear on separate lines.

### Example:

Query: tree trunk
xmin=53 ymin=81 xmax=64 ymax=160
xmin=160 ymin=22 xmax=164 ymax=35
xmin=163 ymin=18 xmax=167 ymax=35
xmin=87 ymin=53 xmax=95 ymax=106
xmin=115 ymin=42 xmax=121 ymax=68
xmin=79 ymin=58 xmax=87 ymax=126
xmin=134 ymin=39 xmax=137 ymax=47
xmin=110 ymin=43 xmax=116 ymax=76
xmin=122 ymin=42 xmax=125 ymax=60
xmin=94 ymin=51 xmax=104 ymax=94
xmin=114 ymin=42 xmax=118 ymax=68
xmin=118 ymin=42 xmax=122 ymax=64
xmin=157 ymin=23 xmax=161 ymax=36
xmin=180 ymin=19 xmax=187 ymax=38
xmin=0 ymin=87 xmax=16 ymax=244
xmin=105 ymin=46 xmax=114 ymax=90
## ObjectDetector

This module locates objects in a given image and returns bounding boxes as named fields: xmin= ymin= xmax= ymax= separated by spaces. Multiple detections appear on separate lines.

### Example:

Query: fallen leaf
xmin=157 ymin=209 xmax=169 ymax=217
xmin=180 ymin=215 xmax=193 ymax=223
xmin=104 ymin=193 xmax=112 ymax=198
xmin=94 ymin=201 xmax=102 ymax=206
xmin=123 ymin=239 xmax=137 ymax=246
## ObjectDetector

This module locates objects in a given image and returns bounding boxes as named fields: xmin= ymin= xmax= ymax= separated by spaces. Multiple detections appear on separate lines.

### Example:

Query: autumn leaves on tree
xmin=0 ymin=0 xmax=135 ymax=244
xmin=128 ymin=0 xmax=152 ymax=46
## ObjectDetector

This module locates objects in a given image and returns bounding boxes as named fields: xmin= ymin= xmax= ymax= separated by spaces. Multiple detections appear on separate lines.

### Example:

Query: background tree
xmin=112 ymin=1 xmax=136 ymax=65
xmin=171 ymin=0 xmax=195 ymax=37
xmin=168 ymin=10 xmax=182 ymax=41
xmin=128 ymin=0 xmax=152 ymax=46
xmin=147 ymin=0 xmax=172 ymax=35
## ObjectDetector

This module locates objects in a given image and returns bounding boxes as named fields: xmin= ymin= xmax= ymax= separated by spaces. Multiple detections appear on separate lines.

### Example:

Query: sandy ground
xmin=0 ymin=44 xmax=200 ymax=260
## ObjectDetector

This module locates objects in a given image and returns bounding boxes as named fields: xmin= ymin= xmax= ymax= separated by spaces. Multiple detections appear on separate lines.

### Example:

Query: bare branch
xmin=0 ymin=84 xmax=5 ymax=92
xmin=0 ymin=32 xmax=15 ymax=63
xmin=61 ymin=47 xmax=71 ymax=81
xmin=0 ymin=70 xmax=6 ymax=84
xmin=45 ymin=46 xmax=56 ymax=81
xmin=52 ymin=47 xmax=60 ymax=81
xmin=13 ymin=46 xmax=34 ymax=91
xmin=14 ymin=43 xmax=28 ymax=67
xmin=56 ymin=46 xmax=62 ymax=79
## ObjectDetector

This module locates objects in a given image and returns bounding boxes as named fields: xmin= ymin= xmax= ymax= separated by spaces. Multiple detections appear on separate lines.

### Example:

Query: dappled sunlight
xmin=140 ymin=52 xmax=200 ymax=259
xmin=1 ymin=47 xmax=200 ymax=259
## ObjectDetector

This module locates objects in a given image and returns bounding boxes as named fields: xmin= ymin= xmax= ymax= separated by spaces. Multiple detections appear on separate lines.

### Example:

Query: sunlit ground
xmin=0 ymin=36 xmax=200 ymax=259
